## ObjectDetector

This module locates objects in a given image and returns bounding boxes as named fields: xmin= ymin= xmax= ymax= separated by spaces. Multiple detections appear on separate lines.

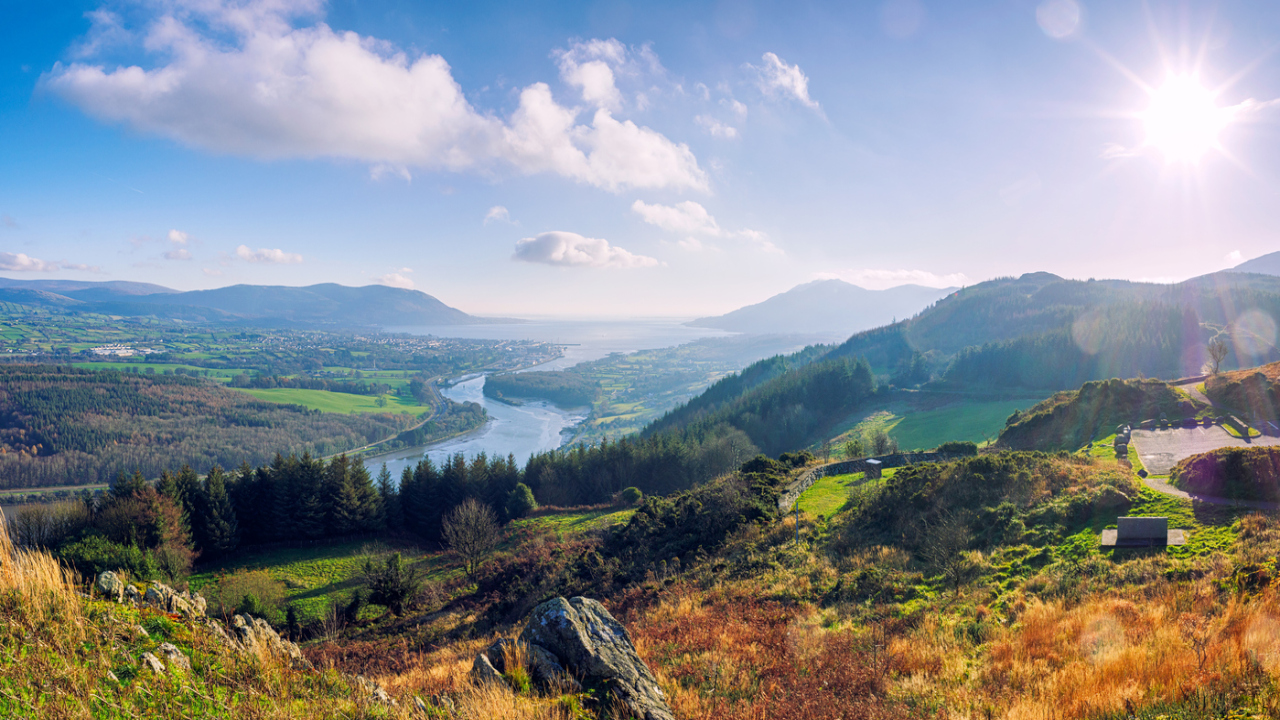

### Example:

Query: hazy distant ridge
xmin=688 ymin=279 xmax=956 ymax=336
xmin=1232 ymin=251 xmax=1280 ymax=277
xmin=0 ymin=279 xmax=495 ymax=327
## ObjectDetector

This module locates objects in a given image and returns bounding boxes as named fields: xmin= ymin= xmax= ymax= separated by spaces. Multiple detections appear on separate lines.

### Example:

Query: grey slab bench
xmin=1100 ymin=516 xmax=1187 ymax=547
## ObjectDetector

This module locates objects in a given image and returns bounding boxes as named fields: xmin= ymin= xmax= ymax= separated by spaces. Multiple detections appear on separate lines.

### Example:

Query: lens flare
xmin=1141 ymin=75 xmax=1232 ymax=163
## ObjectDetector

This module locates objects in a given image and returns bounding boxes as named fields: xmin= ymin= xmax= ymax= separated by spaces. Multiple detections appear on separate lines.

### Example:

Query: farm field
xmin=231 ymin=387 xmax=432 ymax=414
xmin=829 ymin=394 xmax=1048 ymax=453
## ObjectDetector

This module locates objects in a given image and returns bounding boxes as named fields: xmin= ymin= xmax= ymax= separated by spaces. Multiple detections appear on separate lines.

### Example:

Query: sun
xmin=1141 ymin=75 xmax=1232 ymax=163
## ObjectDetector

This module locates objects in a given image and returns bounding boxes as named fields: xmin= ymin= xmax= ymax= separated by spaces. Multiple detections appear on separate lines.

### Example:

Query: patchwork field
xmin=231 ymin=387 xmax=432 ymax=414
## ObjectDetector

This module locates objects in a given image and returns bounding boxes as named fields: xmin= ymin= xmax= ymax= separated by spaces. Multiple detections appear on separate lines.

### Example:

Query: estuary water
xmin=361 ymin=318 xmax=732 ymax=478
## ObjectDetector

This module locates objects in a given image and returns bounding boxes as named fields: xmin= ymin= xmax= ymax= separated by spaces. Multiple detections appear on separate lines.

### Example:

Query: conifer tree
xmin=375 ymin=464 xmax=402 ymax=532
xmin=197 ymin=466 xmax=240 ymax=558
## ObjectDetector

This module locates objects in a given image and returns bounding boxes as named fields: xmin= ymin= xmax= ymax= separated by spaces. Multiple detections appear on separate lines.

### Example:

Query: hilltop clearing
xmin=997 ymin=378 xmax=1208 ymax=451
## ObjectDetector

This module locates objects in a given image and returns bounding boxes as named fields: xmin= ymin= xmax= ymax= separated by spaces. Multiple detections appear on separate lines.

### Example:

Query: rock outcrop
xmin=92 ymin=570 xmax=306 ymax=669
xmin=471 ymin=596 xmax=673 ymax=720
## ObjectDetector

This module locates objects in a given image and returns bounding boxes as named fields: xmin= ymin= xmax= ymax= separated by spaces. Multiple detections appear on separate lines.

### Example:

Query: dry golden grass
xmin=0 ymin=507 xmax=83 ymax=634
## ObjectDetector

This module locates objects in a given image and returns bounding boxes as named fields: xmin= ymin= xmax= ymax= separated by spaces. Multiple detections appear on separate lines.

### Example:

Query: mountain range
xmin=687 ymin=279 xmax=956 ymax=337
xmin=0 ymin=278 xmax=494 ymax=327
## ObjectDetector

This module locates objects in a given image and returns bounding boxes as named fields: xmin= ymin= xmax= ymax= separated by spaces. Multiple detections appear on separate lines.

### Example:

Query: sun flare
xmin=1141 ymin=75 xmax=1232 ymax=163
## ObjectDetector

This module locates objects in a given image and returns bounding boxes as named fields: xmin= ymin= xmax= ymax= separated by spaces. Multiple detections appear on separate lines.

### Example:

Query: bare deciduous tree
xmin=442 ymin=498 xmax=501 ymax=577
xmin=1207 ymin=337 xmax=1230 ymax=375
xmin=921 ymin=512 xmax=984 ymax=597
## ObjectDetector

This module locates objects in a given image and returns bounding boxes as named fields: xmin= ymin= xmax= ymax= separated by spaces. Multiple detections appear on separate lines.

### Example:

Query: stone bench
xmin=1100 ymin=516 xmax=1186 ymax=547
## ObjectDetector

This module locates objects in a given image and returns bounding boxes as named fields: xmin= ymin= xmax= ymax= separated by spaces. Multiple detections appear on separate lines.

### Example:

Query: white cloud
xmin=631 ymin=200 xmax=778 ymax=253
xmin=721 ymin=98 xmax=748 ymax=119
xmin=164 ymin=248 xmax=193 ymax=260
xmin=167 ymin=229 xmax=189 ymax=245
xmin=484 ymin=205 xmax=513 ymax=225
xmin=695 ymin=115 xmax=738 ymax=139
xmin=632 ymin=200 xmax=722 ymax=235
xmin=555 ymin=39 xmax=625 ymax=110
xmin=1226 ymin=250 xmax=1243 ymax=263
xmin=202 ymin=266 xmax=222 ymax=276
xmin=0 ymin=253 xmax=99 ymax=273
xmin=817 ymin=268 xmax=970 ymax=290
xmin=750 ymin=52 xmax=820 ymax=110
xmin=45 ymin=7 xmax=705 ymax=193
xmin=513 ymin=231 xmax=658 ymax=268
xmin=235 ymin=244 xmax=303 ymax=264
xmin=375 ymin=271 xmax=414 ymax=288
xmin=0 ymin=252 xmax=59 ymax=272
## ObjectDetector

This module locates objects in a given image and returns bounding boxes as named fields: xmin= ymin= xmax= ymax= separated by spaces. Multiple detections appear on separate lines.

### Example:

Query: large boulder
xmin=95 ymin=571 xmax=124 ymax=602
xmin=520 ymin=597 xmax=673 ymax=720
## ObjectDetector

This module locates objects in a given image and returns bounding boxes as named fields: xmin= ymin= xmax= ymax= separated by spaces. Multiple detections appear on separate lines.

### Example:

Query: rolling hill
xmin=687 ymin=279 xmax=954 ymax=336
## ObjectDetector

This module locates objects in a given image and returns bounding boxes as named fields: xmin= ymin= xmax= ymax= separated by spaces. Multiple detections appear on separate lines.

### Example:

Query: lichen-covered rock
xmin=155 ymin=642 xmax=191 ymax=673
xmin=231 ymin=614 xmax=307 ymax=667
xmin=144 ymin=583 xmax=174 ymax=610
xmin=132 ymin=624 xmax=149 ymax=639
xmin=520 ymin=597 xmax=673 ymax=720
xmin=470 ymin=651 xmax=505 ymax=685
xmin=354 ymin=675 xmax=396 ymax=706
xmin=140 ymin=652 xmax=165 ymax=675
xmin=529 ymin=643 xmax=580 ymax=692
xmin=124 ymin=584 xmax=142 ymax=606
xmin=96 ymin=571 xmax=124 ymax=601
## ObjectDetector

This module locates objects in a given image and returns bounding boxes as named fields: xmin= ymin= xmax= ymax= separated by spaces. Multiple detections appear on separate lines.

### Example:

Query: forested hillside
xmin=827 ymin=271 xmax=1280 ymax=388
xmin=0 ymin=365 xmax=473 ymax=488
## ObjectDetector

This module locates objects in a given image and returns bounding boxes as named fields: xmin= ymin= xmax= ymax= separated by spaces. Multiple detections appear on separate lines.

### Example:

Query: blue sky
xmin=2 ymin=0 xmax=1279 ymax=316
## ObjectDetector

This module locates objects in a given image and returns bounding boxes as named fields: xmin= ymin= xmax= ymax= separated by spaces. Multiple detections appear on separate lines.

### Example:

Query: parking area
xmin=1130 ymin=425 xmax=1280 ymax=475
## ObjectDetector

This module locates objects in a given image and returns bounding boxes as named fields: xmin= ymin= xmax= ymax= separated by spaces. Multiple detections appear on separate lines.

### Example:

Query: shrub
xmin=57 ymin=535 xmax=160 ymax=580
xmin=208 ymin=569 xmax=285 ymax=621
xmin=363 ymin=552 xmax=421 ymax=614
xmin=506 ymin=483 xmax=538 ymax=519
xmin=619 ymin=487 xmax=643 ymax=505
xmin=936 ymin=441 xmax=979 ymax=456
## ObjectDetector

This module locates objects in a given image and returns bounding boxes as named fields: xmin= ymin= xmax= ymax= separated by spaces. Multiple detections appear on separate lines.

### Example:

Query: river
xmin=361 ymin=318 xmax=733 ymax=478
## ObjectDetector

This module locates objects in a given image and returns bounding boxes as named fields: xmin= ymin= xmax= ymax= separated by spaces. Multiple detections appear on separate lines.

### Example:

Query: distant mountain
xmin=687 ymin=279 xmax=956 ymax=336
xmin=0 ymin=278 xmax=500 ymax=327
xmin=0 ymin=288 xmax=87 ymax=309
xmin=1232 ymin=251 xmax=1280 ymax=276
xmin=0 ymin=278 xmax=177 ymax=300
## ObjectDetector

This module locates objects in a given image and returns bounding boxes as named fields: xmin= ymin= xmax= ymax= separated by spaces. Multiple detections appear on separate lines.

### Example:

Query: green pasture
xmin=189 ymin=540 xmax=448 ymax=623
xmin=830 ymin=396 xmax=1046 ymax=453
xmin=796 ymin=468 xmax=898 ymax=519
xmin=230 ymin=387 xmax=431 ymax=414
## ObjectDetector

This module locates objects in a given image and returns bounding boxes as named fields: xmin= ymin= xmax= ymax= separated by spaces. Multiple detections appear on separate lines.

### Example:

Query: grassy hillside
xmin=997 ymin=378 xmax=1206 ymax=450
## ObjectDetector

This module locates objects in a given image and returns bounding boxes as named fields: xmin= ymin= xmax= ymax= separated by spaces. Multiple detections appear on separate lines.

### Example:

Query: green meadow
xmin=230 ymin=387 xmax=431 ymax=414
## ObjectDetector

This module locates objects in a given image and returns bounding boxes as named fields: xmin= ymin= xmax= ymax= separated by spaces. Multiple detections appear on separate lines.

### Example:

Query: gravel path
xmin=1130 ymin=425 xmax=1280 ymax=475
